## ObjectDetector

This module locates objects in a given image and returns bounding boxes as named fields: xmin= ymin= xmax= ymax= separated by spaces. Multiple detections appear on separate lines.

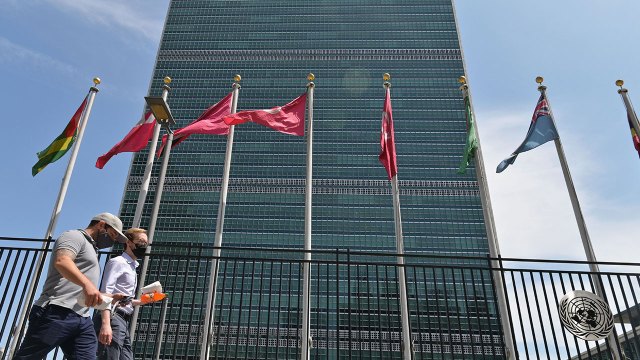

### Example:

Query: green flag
xmin=32 ymin=97 xmax=87 ymax=176
xmin=458 ymin=91 xmax=478 ymax=174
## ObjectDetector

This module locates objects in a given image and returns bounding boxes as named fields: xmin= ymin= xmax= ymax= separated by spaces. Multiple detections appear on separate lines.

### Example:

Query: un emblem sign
xmin=558 ymin=290 xmax=614 ymax=341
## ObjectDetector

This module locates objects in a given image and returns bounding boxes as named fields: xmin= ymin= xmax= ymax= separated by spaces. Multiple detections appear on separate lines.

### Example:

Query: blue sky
xmin=1 ymin=0 xmax=638 ymax=262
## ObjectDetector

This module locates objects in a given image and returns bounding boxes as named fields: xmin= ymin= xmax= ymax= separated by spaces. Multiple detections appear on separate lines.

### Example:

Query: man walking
xmin=95 ymin=228 xmax=149 ymax=360
xmin=13 ymin=213 xmax=128 ymax=360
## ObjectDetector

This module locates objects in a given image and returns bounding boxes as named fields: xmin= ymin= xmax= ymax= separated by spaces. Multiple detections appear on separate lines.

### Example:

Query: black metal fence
xmin=0 ymin=237 xmax=639 ymax=360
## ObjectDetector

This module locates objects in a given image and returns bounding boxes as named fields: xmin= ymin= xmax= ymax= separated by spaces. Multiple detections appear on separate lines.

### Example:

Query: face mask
xmin=132 ymin=246 xmax=147 ymax=258
xmin=96 ymin=231 xmax=115 ymax=249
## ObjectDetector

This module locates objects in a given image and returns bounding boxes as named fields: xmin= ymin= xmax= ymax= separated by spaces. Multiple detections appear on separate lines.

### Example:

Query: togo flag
xmin=32 ymin=97 xmax=88 ymax=176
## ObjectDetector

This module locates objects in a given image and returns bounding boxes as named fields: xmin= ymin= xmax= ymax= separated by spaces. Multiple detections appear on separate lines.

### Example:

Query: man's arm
xmin=53 ymin=249 xmax=101 ymax=307
xmin=98 ymin=308 xmax=113 ymax=345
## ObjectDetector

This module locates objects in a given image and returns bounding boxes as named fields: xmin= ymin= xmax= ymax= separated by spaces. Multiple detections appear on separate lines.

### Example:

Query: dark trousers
xmin=13 ymin=305 xmax=97 ymax=360
xmin=94 ymin=311 xmax=133 ymax=360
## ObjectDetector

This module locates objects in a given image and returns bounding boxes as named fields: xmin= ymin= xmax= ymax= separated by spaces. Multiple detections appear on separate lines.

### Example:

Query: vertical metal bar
xmin=529 ymin=271 xmax=550 ymax=359
xmin=440 ymin=268 xmax=454 ymax=360
xmin=223 ymin=260 xmax=239 ymax=357
xmin=169 ymin=251 xmax=193 ymax=358
xmin=244 ymin=260 xmax=256 ymax=360
xmin=626 ymin=275 xmax=640 ymax=358
xmin=453 ymin=269 xmax=467 ymax=359
xmin=215 ymin=259 xmax=230 ymax=359
xmin=385 ymin=265 xmax=393 ymax=358
xmin=477 ymin=267 xmax=491 ymax=359
xmin=130 ymin=126 xmax=175 ymax=340
xmin=301 ymin=77 xmax=315 ymax=360
xmin=606 ymin=274 xmax=628 ymax=357
xmin=539 ymin=272 xmax=561 ymax=359
xmin=153 ymin=299 xmax=169 ymax=360
xmin=497 ymin=257 xmax=519 ymax=359
xmin=390 ymin=176 xmax=412 ymax=360
xmin=336 ymin=250 xmax=341 ymax=360
xmin=314 ymin=262 xmax=321 ymax=360
xmin=275 ymin=262 xmax=284 ymax=360
xmin=365 ymin=264 xmax=373 ymax=359
xmin=460 ymin=268 xmax=478 ymax=360
xmin=324 ymin=262 xmax=330 ymax=360
xmin=183 ymin=245 xmax=206 ymax=355
xmin=510 ymin=271 xmax=530 ymax=360
xmin=518 ymin=271 xmax=540 ymax=359
xmin=355 ymin=263 xmax=362 ymax=357
xmin=253 ymin=261 xmax=263 ymax=358
xmin=422 ymin=267 xmax=432 ymax=360
xmin=559 ymin=272 xmax=584 ymax=358
xmin=264 ymin=261 xmax=274 ymax=359
xmin=376 ymin=264 xmax=384 ymax=357
xmin=202 ymin=79 xmax=241 ymax=360
xmin=287 ymin=261 xmax=294 ymax=360
xmin=411 ymin=266 xmax=422 ymax=360
xmin=234 ymin=261 xmax=247 ymax=357
xmin=431 ymin=267 xmax=445 ymax=359
xmin=347 ymin=249 xmax=352 ymax=359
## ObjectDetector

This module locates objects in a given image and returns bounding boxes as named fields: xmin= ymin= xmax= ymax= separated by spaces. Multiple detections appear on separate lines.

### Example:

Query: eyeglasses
xmin=128 ymin=239 xmax=148 ymax=248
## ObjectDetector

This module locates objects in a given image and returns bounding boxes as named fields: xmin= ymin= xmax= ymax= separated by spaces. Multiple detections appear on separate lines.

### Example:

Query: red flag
xmin=158 ymin=92 xmax=233 ymax=156
xmin=379 ymin=88 xmax=397 ymax=180
xmin=628 ymin=113 xmax=640 ymax=158
xmin=223 ymin=93 xmax=306 ymax=136
xmin=95 ymin=111 xmax=156 ymax=169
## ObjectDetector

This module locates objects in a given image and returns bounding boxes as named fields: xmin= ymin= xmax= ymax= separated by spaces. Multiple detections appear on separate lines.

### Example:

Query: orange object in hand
xmin=140 ymin=292 xmax=167 ymax=304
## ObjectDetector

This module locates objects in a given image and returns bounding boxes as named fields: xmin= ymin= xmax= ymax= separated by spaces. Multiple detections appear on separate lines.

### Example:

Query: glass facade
xmin=122 ymin=0 xmax=501 ymax=358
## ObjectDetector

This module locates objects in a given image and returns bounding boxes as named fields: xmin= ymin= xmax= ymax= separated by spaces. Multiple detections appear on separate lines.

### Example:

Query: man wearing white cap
xmin=13 ymin=213 xmax=128 ymax=360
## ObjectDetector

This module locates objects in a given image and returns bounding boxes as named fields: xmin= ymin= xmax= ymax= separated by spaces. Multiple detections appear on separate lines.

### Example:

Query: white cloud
xmin=477 ymin=108 xmax=638 ymax=263
xmin=44 ymin=0 xmax=165 ymax=42
xmin=0 ymin=36 xmax=75 ymax=73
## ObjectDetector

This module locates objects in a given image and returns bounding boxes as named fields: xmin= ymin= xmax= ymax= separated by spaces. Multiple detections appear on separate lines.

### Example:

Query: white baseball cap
xmin=92 ymin=212 xmax=128 ymax=243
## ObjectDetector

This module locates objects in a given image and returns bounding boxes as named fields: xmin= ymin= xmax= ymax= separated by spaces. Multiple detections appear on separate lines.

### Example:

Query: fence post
xmin=153 ymin=299 xmax=169 ymax=360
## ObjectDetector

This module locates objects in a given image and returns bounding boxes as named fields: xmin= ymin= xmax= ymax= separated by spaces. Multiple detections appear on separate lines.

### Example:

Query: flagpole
xmin=538 ymin=77 xmax=623 ymax=360
xmin=7 ymin=78 xmax=101 ymax=359
xmin=200 ymin=75 xmax=241 ymax=360
xmin=130 ymin=84 xmax=176 ymax=340
xmin=458 ymin=76 xmax=516 ymax=359
xmin=132 ymin=76 xmax=172 ymax=228
xmin=300 ymin=73 xmax=315 ymax=360
xmin=383 ymin=75 xmax=412 ymax=360
xmin=616 ymin=80 xmax=640 ymax=140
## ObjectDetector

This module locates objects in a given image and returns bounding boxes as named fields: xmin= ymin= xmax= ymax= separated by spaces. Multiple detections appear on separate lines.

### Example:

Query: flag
xmin=157 ymin=92 xmax=233 ymax=155
xmin=32 ymin=97 xmax=88 ymax=176
xmin=458 ymin=91 xmax=478 ymax=174
xmin=223 ymin=93 xmax=306 ymax=136
xmin=627 ymin=112 xmax=640 ymax=158
xmin=379 ymin=87 xmax=397 ymax=180
xmin=496 ymin=94 xmax=559 ymax=173
xmin=95 ymin=112 xmax=156 ymax=169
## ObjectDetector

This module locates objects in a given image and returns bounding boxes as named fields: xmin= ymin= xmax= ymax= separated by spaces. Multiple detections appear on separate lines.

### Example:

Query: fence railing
xmin=0 ymin=237 xmax=639 ymax=360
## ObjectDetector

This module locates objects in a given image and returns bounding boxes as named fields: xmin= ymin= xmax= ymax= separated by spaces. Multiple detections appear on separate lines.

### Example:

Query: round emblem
xmin=558 ymin=290 xmax=614 ymax=341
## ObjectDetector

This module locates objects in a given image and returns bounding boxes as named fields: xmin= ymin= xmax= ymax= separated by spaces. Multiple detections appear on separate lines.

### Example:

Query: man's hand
xmin=83 ymin=282 xmax=102 ymax=307
xmin=109 ymin=293 xmax=128 ymax=302
xmin=99 ymin=322 xmax=113 ymax=345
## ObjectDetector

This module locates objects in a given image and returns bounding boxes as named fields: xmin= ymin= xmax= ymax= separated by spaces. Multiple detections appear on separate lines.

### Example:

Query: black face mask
xmin=132 ymin=246 xmax=147 ymax=258
xmin=96 ymin=231 xmax=115 ymax=249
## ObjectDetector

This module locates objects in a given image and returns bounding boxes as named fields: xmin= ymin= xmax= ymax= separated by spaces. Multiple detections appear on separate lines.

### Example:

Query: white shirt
xmin=100 ymin=252 xmax=138 ymax=314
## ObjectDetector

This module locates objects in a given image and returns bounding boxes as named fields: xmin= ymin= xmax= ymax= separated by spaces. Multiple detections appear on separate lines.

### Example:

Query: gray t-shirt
xmin=34 ymin=229 xmax=100 ymax=317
